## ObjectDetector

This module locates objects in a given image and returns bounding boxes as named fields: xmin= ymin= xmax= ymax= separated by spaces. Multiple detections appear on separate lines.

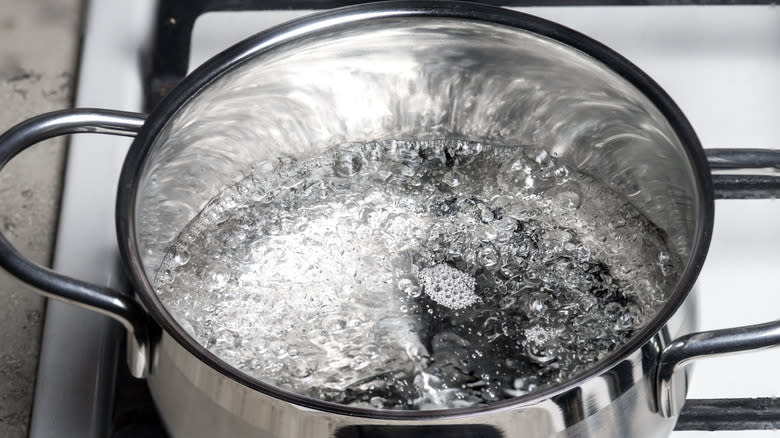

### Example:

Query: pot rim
xmin=116 ymin=0 xmax=714 ymax=420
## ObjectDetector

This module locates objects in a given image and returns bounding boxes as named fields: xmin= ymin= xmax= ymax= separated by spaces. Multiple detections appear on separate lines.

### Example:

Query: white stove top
xmin=31 ymin=2 xmax=780 ymax=437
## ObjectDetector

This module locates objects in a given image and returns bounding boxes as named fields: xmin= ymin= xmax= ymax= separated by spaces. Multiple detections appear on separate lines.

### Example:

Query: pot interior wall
xmin=134 ymin=17 xmax=700 ymax=289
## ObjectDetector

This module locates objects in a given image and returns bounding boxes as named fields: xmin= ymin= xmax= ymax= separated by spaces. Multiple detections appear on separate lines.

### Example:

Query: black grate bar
xmin=676 ymin=398 xmax=780 ymax=431
xmin=707 ymin=148 xmax=780 ymax=170
xmin=711 ymin=175 xmax=780 ymax=199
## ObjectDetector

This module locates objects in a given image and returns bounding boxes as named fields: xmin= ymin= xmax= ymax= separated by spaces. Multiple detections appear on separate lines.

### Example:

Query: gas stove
xmin=28 ymin=1 xmax=780 ymax=437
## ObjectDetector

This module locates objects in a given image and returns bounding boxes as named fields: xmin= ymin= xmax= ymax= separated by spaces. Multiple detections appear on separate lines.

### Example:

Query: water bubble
xmin=370 ymin=397 xmax=387 ymax=408
xmin=525 ymin=344 xmax=557 ymax=365
xmin=289 ymin=359 xmax=318 ymax=378
xmin=203 ymin=263 xmax=230 ymax=290
xmin=169 ymin=245 xmax=191 ymax=266
xmin=476 ymin=204 xmax=494 ymax=223
xmin=533 ymin=150 xmax=552 ymax=166
xmin=333 ymin=151 xmax=363 ymax=177
xmin=529 ymin=296 xmax=547 ymax=313
xmin=552 ymin=166 xmax=569 ymax=179
xmin=156 ymin=268 xmax=175 ymax=286
xmin=225 ymin=231 xmax=246 ymax=248
xmin=442 ymin=170 xmax=462 ymax=188
xmin=658 ymin=251 xmax=674 ymax=277
xmin=615 ymin=310 xmax=637 ymax=330
xmin=476 ymin=244 xmax=499 ymax=268
xmin=555 ymin=190 xmax=582 ymax=210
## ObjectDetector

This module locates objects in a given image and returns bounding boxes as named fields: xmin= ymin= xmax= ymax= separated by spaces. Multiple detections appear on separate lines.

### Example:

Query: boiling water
xmin=154 ymin=140 xmax=679 ymax=410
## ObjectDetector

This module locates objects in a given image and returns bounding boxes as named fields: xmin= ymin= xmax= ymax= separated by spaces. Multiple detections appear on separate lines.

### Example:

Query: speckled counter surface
xmin=0 ymin=1 xmax=82 ymax=436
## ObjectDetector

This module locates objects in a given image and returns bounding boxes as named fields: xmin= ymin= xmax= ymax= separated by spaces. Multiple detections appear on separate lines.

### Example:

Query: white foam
xmin=418 ymin=264 xmax=479 ymax=310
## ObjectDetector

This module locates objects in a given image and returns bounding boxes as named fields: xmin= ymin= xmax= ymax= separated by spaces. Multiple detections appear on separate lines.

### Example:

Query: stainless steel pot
xmin=1 ymin=3 xmax=779 ymax=437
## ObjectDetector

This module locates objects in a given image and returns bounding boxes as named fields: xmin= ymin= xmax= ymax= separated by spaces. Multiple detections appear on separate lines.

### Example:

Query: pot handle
xmin=657 ymin=148 xmax=780 ymax=418
xmin=0 ymin=108 xmax=151 ymax=378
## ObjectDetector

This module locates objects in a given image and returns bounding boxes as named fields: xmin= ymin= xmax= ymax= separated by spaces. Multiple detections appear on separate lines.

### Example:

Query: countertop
xmin=0 ymin=0 xmax=81 ymax=436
